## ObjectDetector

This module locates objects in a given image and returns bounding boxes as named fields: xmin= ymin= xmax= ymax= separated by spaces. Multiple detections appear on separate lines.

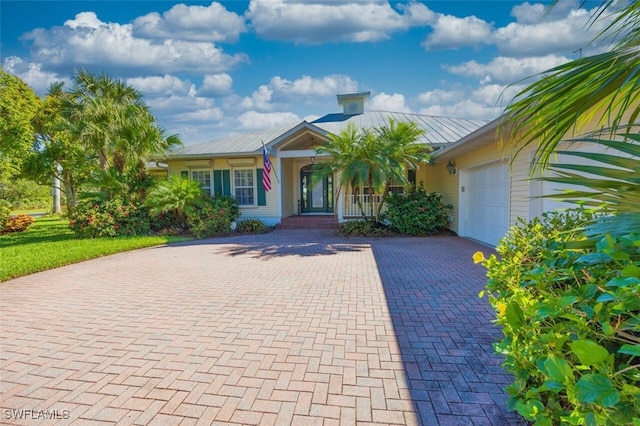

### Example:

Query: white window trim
xmin=232 ymin=167 xmax=257 ymax=207
xmin=190 ymin=169 xmax=212 ymax=196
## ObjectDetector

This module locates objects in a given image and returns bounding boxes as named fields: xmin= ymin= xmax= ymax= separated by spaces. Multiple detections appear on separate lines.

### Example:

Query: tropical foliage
xmin=481 ymin=2 xmax=640 ymax=424
xmin=476 ymin=211 xmax=640 ymax=425
xmin=385 ymin=183 xmax=452 ymax=236
xmin=0 ymin=68 xmax=41 ymax=183
xmin=186 ymin=195 xmax=240 ymax=239
xmin=314 ymin=119 xmax=431 ymax=222
xmin=145 ymin=176 xmax=204 ymax=229
xmin=501 ymin=1 xmax=640 ymax=236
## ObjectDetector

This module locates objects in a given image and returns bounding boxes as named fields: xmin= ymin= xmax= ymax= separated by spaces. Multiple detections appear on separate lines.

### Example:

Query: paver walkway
xmin=1 ymin=230 xmax=523 ymax=425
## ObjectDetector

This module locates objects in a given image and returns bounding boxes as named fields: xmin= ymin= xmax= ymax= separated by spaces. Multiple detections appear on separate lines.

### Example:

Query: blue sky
xmin=1 ymin=0 xmax=609 ymax=144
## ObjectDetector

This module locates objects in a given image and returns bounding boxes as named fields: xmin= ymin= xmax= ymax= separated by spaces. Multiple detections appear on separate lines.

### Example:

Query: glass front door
xmin=300 ymin=165 xmax=333 ymax=213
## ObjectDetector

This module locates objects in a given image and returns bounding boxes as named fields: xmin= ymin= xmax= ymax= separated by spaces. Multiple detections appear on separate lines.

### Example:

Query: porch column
xmin=336 ymin=171 xmax=344 ymax=222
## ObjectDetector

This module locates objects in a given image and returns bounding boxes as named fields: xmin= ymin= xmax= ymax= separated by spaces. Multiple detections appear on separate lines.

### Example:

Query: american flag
xmin=262 ymin=145 xmax=272 ymax=192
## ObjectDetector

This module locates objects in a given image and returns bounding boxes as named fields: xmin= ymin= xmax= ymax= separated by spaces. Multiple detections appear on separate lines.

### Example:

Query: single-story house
xmin=165 ymin=91 xmax=606 ymax=247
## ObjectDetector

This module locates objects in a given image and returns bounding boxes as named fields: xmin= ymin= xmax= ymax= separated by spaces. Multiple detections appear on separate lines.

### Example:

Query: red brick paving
xmin=1 ymin=230 xmax=521 ymax=425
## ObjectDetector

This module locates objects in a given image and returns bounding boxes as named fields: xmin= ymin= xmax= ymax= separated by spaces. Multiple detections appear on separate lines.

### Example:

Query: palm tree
xmin=314 ymin=119 xmax=430 ymax=222
xmin=501 ymin=1 xmax=640 ymax=236
xmin=145 ymin=175 xmax=204 ymax=228
xmin=66 ymin=69 xmax=181 ymax=175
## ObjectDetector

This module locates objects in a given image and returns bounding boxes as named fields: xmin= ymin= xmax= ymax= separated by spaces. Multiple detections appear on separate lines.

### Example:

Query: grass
xmin=10 ymin=209 xmax=49 ymax=216
xmin=0 ymin=216 xmax=189 ymax=282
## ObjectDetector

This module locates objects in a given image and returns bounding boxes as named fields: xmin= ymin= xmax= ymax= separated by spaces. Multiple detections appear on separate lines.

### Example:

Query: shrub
xmin=1 ymin=214 xmax=35 ymax=234
xmin=186 ymin=195 xmax=240 ymax=238
xmin=340 ymin=219 xmax=391 ymax=237
xmin=70 ymin=198 xmax=151 ymax=238
xmin=0 ymin=199 xmax=10 ymax=228
xmin=385 ymin=183 xmax=452 ymax=236
xmin=475 ymin=210 xmax=640 ymax=425
xmin=236 ymin=219 xmax=270 ymax=234
xmin=146 ymin=176 xmax=204 ymax=228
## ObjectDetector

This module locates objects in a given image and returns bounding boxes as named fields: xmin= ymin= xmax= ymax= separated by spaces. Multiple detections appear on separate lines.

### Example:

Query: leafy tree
xmin=65 ymin=69 xmax=181 ymax=179
xmin=26 ymin=82 xmax=94 ymax=212
xmin=502 ymin=1 xmax=640 ymax=236
xmin=0 ymin=69 xmax=41 ymax=183
xmin=314 ymin=119 xmax=430 ymax=222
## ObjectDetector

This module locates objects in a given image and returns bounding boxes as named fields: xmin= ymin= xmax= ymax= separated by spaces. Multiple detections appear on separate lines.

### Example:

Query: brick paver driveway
xmin=1 ymin=230 xmax=522 ymax=425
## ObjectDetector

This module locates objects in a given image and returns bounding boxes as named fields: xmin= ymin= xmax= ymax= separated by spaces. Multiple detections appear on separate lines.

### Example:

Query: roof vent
xmin=337 ymin=91 xmax=370 ymax=115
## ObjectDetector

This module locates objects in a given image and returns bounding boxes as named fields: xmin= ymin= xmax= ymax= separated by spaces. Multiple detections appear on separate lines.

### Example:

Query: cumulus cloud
xmin=492 ymin=7 xmax=607 ymax=56
xmin=127 ymin=74 xmax=195 ymax=97
xmin=240 ymin=85 xmax=274 ymax=110
xmin=237 ymin=111 xmax=300 ymax=130
xmin=23 ymin=12 xmax=248 ymax=75
xmin=270 ymin=75 xmax=358 ymax=96
xmin=444 ymin=54 xmax=570 ymax=85
xmin=2 ymin=56 xmax=69 ymax=94
xmin=247 ymin=0 xmax=434 ymax=43
xmin=422 ymin=14 xmax=493 ymax=50
xmin=199 ymin=73 xmax=233 ymax=96
xmin=132 ymin=2 xmax=246 ymax=43
xmin=418 ymin=88 xmax=466 ymax=104
xmin=369 ymin=92 xmax=412 ymax=113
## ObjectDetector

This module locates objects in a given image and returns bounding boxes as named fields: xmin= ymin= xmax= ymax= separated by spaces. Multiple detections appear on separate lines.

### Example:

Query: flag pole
xmin=261 ymin=140 xmax=280 ymax=184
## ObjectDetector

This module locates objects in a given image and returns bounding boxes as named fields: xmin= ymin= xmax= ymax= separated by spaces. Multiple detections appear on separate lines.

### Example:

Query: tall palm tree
xmin=66 ymin=69 xmax=181 ymax=174
xmin=502 ymin=1 xmax=640 ymax=236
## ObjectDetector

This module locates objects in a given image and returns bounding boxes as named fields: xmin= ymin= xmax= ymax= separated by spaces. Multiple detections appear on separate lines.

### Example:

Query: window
xmin=234 ymin=168 xmax=255 ymax=206
xmin=191 ymin=170 xmax=211 ymax=195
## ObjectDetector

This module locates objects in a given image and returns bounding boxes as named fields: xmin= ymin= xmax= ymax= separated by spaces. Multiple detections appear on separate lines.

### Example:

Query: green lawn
xmin=0 ymin=216 xmax=189 ymax=282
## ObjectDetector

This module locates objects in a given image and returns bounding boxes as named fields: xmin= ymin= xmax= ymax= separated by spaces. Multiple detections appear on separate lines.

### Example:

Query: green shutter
xmin=180 ymin=170 xmax=189 ymax=178
xmin=257 ymin=168 xmax=266 ymax=206
xmin=222 ymin=170 xmax=231 ymax=196
xmin=408 ymin=169 xmax=416 ymax=188
xmin=213 ymin=170 xmax=222 ymax=195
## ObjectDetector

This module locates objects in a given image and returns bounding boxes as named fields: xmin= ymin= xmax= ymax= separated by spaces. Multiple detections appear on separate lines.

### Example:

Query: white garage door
xmin=461 ymin=162 xmax=510 ymax=247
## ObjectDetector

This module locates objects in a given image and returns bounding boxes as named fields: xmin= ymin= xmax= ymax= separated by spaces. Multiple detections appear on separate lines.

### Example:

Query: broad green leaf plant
xmin=478 ymin=2 xmax=640 ymax=424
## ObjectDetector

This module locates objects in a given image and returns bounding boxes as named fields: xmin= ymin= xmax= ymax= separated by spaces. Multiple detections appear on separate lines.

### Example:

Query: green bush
xmin=70 ymin=198 xmax=151 ymax=238
xmin=340 ymin=219 xmax=391 ymax=237
xmin=385 ymin=183 xmax=452 ymax=235
xmin=0 ymin=178 xmax=51 ymax=210
xmin=186 ymin=195 xmax=239 ymax=238
xmin=236 ymin=219 xmax=270 ymax=234
xmin=476 ymin=210 xmax=640 ymax=425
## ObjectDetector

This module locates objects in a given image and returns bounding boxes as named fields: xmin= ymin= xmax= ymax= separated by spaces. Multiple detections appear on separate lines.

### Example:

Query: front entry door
xmin=300 ymin=165 xmax=333 ymax=213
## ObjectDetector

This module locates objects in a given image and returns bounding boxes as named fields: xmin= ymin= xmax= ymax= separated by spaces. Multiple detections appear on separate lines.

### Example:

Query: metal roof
xmin=311 ymin=111 xmax=489 ymax=146
xmin=169 ymin=122 xmax=299 ymax=157
xmin=169 ymin=111 xmax=490 ymax=158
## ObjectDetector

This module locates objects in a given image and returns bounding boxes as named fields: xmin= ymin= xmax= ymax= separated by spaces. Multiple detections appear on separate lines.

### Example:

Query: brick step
xmin=276 ymin=215 xmax=340 ymax=230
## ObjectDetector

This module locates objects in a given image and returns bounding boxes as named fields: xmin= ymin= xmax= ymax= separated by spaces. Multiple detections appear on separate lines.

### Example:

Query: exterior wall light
xmin=446 ymin=160 xmax=457 ymax=175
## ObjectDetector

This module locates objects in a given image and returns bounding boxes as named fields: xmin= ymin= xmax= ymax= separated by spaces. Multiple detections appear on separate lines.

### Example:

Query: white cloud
xmin=418 ymin=88 xmax=465 ymax=104
xmin=132 ymin=2 xmax=246 ymax=43
xmin=444 ymin=54 xmax=570 ymax=85
xmin=419 ymin=99 xmax=501 ymax=120
xmin=422 ymin=14 xmax=493 ymax=50
xmin=492 ymin=4 xmax=610 ymax=56
xmin=127 ymin=74 xmax=194 ymax=96
xmin=2 ymin=56 xmax=68 ymax=94
xmin=173 ymin=107 xmax=224 ymax=122
xmin=270 ymin=75 xmax=358 ymax=96
xmin=24 ymin=12 xmax=248 ymax=74
xmin=199 ymin=73 xmax=233 ymax=96
xmin=370 ymin=92 xmax=412 ymax=113
xmin=237 ymin=111 xmax=300 ymax=130
xmin=240 ymin=85 xmax=273 ymax=110
xmin=247 ymin=0 xmax=433 ymax=44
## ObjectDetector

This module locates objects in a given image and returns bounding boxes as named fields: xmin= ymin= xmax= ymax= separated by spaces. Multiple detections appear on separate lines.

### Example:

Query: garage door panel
xmin=463 ymin=162 xmax=510 ymax=246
